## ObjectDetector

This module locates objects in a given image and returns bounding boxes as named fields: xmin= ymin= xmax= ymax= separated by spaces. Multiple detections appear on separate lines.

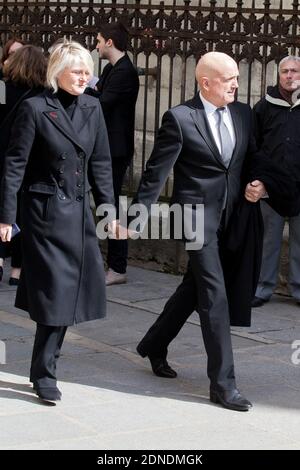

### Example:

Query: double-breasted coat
xmin=0 ymin=90 xmax=114 ymax=326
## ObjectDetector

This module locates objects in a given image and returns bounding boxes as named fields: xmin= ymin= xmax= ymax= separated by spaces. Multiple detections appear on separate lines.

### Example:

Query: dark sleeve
xmin=0 ymin=100 xmax=36 ymax=223
xmin=128 ymin=109 xmax=183 ymax=228
xmin=88 ymin=102 xmax=115 ymax=207
xmin=97 ymin=67 xmax=137 ymax=114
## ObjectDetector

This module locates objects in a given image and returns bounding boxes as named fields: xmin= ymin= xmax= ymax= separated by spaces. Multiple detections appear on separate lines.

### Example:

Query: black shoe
xmin=136 ymin=344 xmax=177 ymax=378
xmin=251 ymin=296 xmax=268 ymax=308
xmin=9 ymin=277 xmax=19 ymax=286
xmin=210 ymin=388 xmax=252 ymax=412
xmin=0 ymin=266 xmax=3 ymax=282
xmin=35 ymin=385 xmax=62 ymax=403
xmin=149 ymin=356 xmax=177 ymax=378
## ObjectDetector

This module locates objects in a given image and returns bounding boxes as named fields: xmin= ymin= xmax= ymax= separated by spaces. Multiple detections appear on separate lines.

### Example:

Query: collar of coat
xmin=265 ymin=84 xmax=300 ymax=109
xmin=43 ymin=90 xmax=98 ymax=152
xmin=187 ymin=93 xmax=244 ymax=170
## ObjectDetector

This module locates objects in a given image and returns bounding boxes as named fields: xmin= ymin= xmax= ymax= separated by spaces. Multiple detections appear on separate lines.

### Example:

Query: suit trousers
xmin=138 ymin=239 xmax=236 ymax=392
xmin=30 ymin=324 xmax=67 ymax=389
xmin=107 ymin=159 xmax=130 ymax=274
xmin=255 ymin=201 xmax=300 ymax=301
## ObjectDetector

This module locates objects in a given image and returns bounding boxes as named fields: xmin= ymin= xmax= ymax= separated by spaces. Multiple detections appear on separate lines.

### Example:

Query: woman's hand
xmin=0 ymin=224 xmax=12 ymax=242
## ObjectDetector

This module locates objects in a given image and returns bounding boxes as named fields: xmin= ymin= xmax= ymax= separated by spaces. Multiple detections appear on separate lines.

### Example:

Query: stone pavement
xmin=0 ymin=265 xmax=299 ymax=450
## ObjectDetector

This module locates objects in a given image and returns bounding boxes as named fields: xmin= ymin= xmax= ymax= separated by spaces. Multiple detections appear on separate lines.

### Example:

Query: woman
xmin=0 ymin=41 xmax=114 ymax=403
xmin=0 ymin=37 xmax=25 ymax=79
xmin=0 ymin=45 xmax=46 ymax=284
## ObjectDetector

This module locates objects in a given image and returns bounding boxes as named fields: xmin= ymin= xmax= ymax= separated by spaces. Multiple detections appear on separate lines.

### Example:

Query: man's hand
xmin=245 ymin=180 xmax=266 ymax=203
xmin=106 ymin=220 xmax=137 ymax=239
xmin=0 ymin=224 xmax=12 ymax=242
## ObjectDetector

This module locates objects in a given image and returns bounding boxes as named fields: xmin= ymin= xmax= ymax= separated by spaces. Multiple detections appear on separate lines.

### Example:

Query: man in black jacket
xmin=251 ymin=56 xmax=300 ymax=308
xmin=91 ymin=22 xmax=139 ymax=285
xmin=128 ymin=52 xmax=266 ymax=411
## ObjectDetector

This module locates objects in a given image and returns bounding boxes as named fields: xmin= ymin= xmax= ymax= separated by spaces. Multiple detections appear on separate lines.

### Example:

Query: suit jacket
xmin=130 ymin=94 xmax=256 ymax=246
xmin=0 ymin=90 xmax=114 ymax=326
xmin=87 ymin=54 xmax=139 ymax=161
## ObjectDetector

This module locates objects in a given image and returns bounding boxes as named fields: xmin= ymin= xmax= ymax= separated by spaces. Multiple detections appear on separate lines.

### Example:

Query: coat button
xmin=78 ymin=151 xmax=85 ymax=159
xmin=59 ymin=169 xmax=64 ymax=174
xmin=58 ymin=180 xmax=65 ymax=187
xmin=76 ymin=195 xmax=83 ymax=201
xmin=60 ymin=152 xmax=67 ymax=160
xmin=77 ymin=183 xmax=82 ymax=187
xmin=58 ymin=192 xmax=66 ymax=200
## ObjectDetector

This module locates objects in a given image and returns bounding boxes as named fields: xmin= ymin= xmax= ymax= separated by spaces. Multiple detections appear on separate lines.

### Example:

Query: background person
xmin=87 ymin=21 xmax=139 ymax=286
xmin=251 ymin=56 xmax=300 ymax=308
xmin=0 ymin=45 xmax=47 ymax=285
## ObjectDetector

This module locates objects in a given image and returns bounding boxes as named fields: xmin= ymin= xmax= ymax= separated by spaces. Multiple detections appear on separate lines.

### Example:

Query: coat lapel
xmin=43 ymin=92 xmax=97 ymax=151
xmin=190 ymin=95 xmax=226 ymax=168
xmin=99 ymin=55 xmax=127 ymax=90
xmin=190 ymin=95 xmax=243 ymax=169
xmin=72 ymin=96 xmax=97 ymax=135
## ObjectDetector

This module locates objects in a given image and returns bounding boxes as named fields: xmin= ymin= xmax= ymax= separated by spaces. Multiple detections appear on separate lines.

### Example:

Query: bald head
xmin=196 ymin=52 xmax=239 ymax=106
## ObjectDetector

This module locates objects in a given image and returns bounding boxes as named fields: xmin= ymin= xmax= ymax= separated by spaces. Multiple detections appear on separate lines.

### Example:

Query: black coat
xmin=253 ymin=84 xmax=300 ymax=216
xmin=0 ymin=79 xmax=32 ymax=124
xmin=87 ymin=54 xmax=139 ymax=161
xmin=0 ymin=83 xmax=45 ymax=261
xmin=221 ymin=151 xmax=299 ymax=327
xmin=0 ymin=83 xmax=44 ymax=171
xmin=221 ymin=199 xmax=264 ymax=326
xmin=0 ymin=90 xmax=114 ymax=326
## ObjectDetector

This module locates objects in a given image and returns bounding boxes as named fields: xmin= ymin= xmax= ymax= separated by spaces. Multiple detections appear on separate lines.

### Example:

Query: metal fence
xmin=1 ymin=0 xmax=300 ymax=193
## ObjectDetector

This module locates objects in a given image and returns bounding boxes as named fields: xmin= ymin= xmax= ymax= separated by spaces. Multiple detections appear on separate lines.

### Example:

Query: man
xmin=252 ymin=56 xmax=300 ymax=308
xmin=91 ymin=22 xmax=139 ymax=285
xmin=129 ymin=52 xmax=266 ymax=411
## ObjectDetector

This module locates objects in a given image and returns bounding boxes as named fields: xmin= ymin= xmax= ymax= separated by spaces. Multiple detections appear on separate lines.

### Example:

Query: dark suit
xmin=133 ymin=94 xmax=256 ymax=391
xmin=0 ymin=84 xmax=44 ymax=267
xmin=88 ymin=54 xmax=139 ymax=273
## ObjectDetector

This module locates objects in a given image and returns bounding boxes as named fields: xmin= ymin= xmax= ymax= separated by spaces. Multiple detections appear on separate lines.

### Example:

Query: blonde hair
xmin=47 ymin=40 xmax=94 ymax=92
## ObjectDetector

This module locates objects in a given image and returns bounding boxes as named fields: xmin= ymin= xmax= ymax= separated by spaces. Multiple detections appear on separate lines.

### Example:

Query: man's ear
xmin=106 ymin=38 xmax=113 ymax=48
xmin=200 ymin=76 xmax=209 ymax=91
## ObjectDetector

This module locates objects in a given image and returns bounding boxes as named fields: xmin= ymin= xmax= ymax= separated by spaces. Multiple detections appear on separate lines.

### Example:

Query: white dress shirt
xmin=199 ymin=92 xmax=236 ymax=154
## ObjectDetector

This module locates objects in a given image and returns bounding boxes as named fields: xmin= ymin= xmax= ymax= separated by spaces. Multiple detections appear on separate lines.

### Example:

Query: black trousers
xmin=137 ymin=239 xmax=236 ymax=392
xmin=107 ymin=159 xmax=130 ymax=274
xmin=30 ymin=324 xmax=67 ymax=389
